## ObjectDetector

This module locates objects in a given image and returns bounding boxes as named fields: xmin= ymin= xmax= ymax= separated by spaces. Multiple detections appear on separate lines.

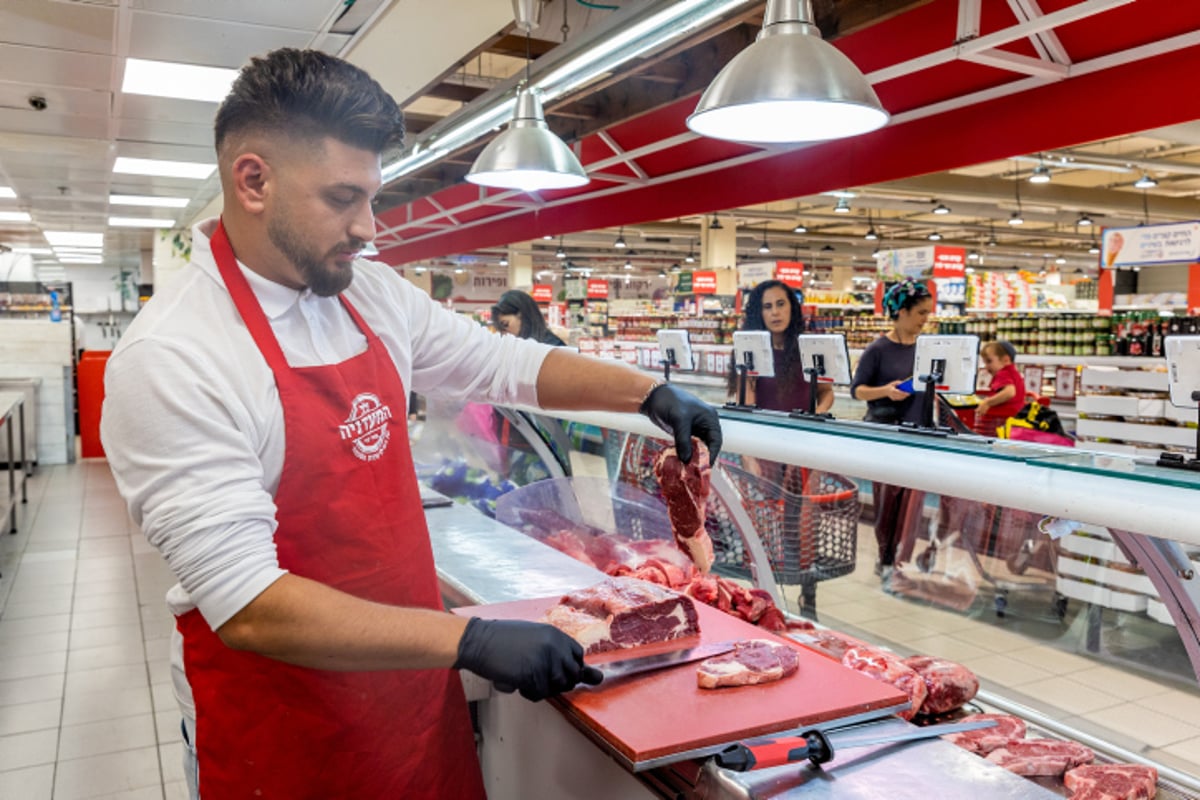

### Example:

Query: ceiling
xmin=2 ymin=0 xmax=1199 ymax=285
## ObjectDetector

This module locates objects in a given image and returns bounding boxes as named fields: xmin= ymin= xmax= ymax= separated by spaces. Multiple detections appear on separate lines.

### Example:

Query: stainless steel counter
xmin=426 ymin=496 xmax=1062 ymax=800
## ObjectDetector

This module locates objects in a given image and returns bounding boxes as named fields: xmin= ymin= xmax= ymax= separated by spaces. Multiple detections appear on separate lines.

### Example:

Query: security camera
xmin=27 ymin=95 xmax=47 ymax=111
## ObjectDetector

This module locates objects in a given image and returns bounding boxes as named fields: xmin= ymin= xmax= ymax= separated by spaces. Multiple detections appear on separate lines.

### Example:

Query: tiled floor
xmin=3 ymin=457 xmax=1200 ymax=796
xmin=793 ymin=529 xmax=1200 ymax=778
xmin=0 ymin=460 xmax=186 ymax=800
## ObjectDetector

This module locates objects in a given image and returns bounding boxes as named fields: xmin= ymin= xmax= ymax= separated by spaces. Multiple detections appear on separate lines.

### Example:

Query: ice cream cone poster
xmin=1103 ymin=222 xmax=1200 ymax=268
xmin=1104 ymin=231 xmax=1124 ymax=268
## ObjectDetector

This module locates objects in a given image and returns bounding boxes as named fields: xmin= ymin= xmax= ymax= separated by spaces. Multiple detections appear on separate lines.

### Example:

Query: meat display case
xmin=415 ymin=402 xmax=1200 ymax=799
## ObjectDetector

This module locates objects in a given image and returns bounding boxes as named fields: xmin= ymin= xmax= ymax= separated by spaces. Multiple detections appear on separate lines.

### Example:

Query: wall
xmin=1134 ymin=263 xmax=1189 ymax=295
xmin=0 ymin=319 xmax=74 ymax=464
xmin=62 ymin=265 xmax=136 ymax=352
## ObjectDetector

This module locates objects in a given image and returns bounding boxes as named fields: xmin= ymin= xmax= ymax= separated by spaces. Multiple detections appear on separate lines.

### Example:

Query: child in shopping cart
xmin=974 ymin=341 xmax=1026 ymax=437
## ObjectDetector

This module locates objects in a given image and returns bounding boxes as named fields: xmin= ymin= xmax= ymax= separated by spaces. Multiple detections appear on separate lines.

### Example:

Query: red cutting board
xmin=453 ymin=595 xmax=908 ymax=769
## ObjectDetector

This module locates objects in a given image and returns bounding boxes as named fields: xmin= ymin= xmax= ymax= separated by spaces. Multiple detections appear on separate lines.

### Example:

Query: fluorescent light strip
xmin=114 ymin=157 xmax=215 ymax=180
xmin=10 ymin=247 xmax=52 ymax=255
xmin=109 ymin=194 xmax=190 ymax=208
xmin=538 ymin=0 xmax=744 ymax=101
xmin=0 ymin=211 xmax=32 ymax=222
xmin=122 ymin=58 xmax=238 ymax=103
xmin=381 ymin=0 xmax=750 ymax=183
xmin=109 ymin=216 xmax=176 ymax=228
xmin=0 ymin=187 xmax=15 ymax=199
xmin=44 ymin=231 xmax=104 ymax=247
xmin=58 ymin=255 xmax=103 ymax=264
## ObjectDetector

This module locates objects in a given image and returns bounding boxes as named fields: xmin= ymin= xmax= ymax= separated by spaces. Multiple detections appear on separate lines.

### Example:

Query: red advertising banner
xmin=1098 ymin=268 xmax=1114 ymax=316
xmin=587 ymin=279 xmax=609 ymax=299
xmin=693 ymin=270 xmax=718 ymax=294
xmin=531 ymin=284 xmax=553 ymax=303
xmin=775 ymin=261 xmax=805 ymax=288
xmin=932 ymin=246 xmax=966 ymax=277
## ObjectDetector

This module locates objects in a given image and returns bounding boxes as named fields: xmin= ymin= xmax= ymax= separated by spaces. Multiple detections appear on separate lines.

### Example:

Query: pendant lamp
xmin=687 ymin=0 xmax=888 ymax=143
xmin=466 ymin=85 xmax=588 ymax=192
xmin=467 ymin=1 xmax=587 ymax=193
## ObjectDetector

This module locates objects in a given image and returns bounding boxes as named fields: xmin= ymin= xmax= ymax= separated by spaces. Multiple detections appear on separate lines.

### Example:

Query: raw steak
xmin=542 ymin=577 xmax=700 ymax=654
xmin=697 ymin=639 xmax=799 ymax=689
xmin=793 ymin=629 xmax=871 ymax=662
xmin=841 ymin=647 xmax=928 ymax=721
xmin=654 ymin=438 xmax=714 ymax=572
xmin=1065 ymin=764 xmax=1157 ymax=800
xmin=985 ymin=739 xmax=1095 ymax=776
xmin=901 ymin=655 xmax=979 ymax=716
xmin=944 ymin=713 xmax=1027 ymax=755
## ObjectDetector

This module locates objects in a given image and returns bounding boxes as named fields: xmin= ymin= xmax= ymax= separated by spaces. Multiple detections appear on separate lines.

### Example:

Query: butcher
xmin=100 ymin=48 xmax=721 ymax=799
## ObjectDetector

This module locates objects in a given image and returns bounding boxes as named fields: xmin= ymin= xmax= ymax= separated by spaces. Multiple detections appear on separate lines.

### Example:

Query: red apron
xmin=176 ymin=221 xmax=485 ymax=798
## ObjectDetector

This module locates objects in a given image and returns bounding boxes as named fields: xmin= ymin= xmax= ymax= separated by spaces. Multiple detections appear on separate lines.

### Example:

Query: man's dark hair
xmin=214 ymin=48 xmax=405 ymax=156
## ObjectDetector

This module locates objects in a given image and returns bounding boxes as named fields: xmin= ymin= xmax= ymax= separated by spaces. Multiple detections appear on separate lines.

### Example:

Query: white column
xmin=701 ymin=217 xmax=737 ymax=270
xmin=507 ymin=243 xmax=533 ymax=289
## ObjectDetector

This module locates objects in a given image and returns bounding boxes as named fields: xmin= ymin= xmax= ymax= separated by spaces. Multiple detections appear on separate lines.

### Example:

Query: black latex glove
xmin=639 ymin=383 xmax=723 ymax=464
xmin=453 ymin=617 xmax=604 ymax=701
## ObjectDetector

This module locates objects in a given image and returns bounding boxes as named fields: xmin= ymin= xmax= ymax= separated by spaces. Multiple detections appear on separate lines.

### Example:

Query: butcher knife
xmin=592 ymin=641 xmax=737 ymax=682
xmin=713 ymin=718 xmax=998 ymax=771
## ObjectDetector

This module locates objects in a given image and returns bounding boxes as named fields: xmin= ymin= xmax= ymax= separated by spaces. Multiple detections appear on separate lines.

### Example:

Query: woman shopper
xmin=492 ymin=289 xmax=566 ymax=346
xmin=850 ymin=280 xmax=934 ymax=585
xmin=727 ymin=280 xmax=832 ymax=617
xmin=727 ymin=279 xmax=833 ymax=413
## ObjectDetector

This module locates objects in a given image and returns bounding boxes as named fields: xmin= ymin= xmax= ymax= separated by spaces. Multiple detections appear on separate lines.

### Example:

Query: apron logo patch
xmin=338 ymin=392 xmax=393 ymax=462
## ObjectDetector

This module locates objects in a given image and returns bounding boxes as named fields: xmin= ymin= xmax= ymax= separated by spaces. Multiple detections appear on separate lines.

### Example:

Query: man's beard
xmin=267 ymin=214 xmax=360 ymax=297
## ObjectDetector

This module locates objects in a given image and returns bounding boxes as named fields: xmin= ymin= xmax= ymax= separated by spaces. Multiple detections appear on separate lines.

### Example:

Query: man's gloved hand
xmin=453 ymin=617 xmax=604 ymax=701
xmin=639 ymin=383 xmax=723 ymax=464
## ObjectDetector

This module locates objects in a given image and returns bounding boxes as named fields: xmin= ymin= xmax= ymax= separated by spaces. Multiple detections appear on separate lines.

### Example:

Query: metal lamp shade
xmin=687 ymin=1 xmax=888 ymax=144
xmin=467 ymin=87 xmax=589 ymax=193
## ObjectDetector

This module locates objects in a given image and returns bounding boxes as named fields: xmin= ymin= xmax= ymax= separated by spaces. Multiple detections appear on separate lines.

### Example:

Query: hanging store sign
xmin=932 ymin=246 xmax=966 ymax=277
xmin=693 ymin=270 xmax=718 ymax=294
xmin=586 ymin=278 xmax=609 ymax=299
xmin=531 ymin=284 xmax=553 ymax=303
xmin=775 ymin=261 xmax=805 ymax=289
xmin=738 ymin=261 xmax=775 ymax=288
xmin=675 ymin=271 xmax=693 ymax=294
xmin=1103 ymin=222 xmax=1200 ymax=268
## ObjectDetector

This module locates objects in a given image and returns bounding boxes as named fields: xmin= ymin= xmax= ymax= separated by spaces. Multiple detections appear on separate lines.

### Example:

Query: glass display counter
xmin=411 ymin=398 xmax=1200 ymax=791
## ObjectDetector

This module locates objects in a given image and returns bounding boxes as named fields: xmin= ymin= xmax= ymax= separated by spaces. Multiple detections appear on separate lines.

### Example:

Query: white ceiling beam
xmin=1008 ymin=0 xmax=1072 ymax=65
xmin=867 ymin=0 xmax=1134 ymax=84
xmin=962 ymin=49 xmax=1069 ymax=79
xmin=956 ymin=0 xmax=981 ymax=43
xmin=597 ymin=131 xmax=649 ymax=180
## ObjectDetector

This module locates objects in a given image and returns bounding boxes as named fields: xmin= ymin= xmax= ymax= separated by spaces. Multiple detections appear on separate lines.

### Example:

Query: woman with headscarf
xmin=850 ymin=280 xmax=935 ymax=586
xmin=491 ymin=290 xmax=566 ymax=346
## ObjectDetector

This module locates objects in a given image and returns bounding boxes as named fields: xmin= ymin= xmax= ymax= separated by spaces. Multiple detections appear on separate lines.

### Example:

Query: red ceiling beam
xmin=376 ymin=0 xmax=1200 ymax=265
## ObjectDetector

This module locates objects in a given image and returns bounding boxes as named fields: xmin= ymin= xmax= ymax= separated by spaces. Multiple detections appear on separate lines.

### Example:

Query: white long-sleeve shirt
xmin=102 ymin=218 xmax=552 ymax=632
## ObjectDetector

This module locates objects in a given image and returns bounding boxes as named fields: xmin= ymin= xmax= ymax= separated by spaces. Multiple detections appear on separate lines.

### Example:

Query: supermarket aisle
xmin=796 ymin=527 xmax=1200 ymax=777
xmin=0 ymin=460 xmax=186 ymax=800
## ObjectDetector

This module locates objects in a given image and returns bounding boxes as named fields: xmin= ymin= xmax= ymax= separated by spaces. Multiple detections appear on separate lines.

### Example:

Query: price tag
xmin=1055 ymin=366 xmax=1077 ymax=401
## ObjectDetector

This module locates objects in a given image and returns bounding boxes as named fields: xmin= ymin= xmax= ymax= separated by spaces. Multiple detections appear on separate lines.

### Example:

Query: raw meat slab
xmin=453 ymin=596 xmax=908 ymax=769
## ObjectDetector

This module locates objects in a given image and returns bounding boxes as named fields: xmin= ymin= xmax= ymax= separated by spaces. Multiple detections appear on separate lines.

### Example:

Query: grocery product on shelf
xmin=608 ymin=313 xmax=739 ymax=344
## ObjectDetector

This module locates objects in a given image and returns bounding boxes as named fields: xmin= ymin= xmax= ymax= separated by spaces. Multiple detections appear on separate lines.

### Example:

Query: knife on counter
xmin=591 ymin=641 xmax=737 ymax=682
xmin=713 ymin=717 xmax=998 ymax=771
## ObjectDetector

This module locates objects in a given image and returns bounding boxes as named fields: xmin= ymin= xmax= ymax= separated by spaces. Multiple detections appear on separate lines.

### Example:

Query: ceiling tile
xmin=118 ymin=94 xmax=220 ymax=126
xmin=0 ymin=0 xmax=115 ymax=56
xmin=0 ymin=44 xmax=115 ymax=93
xmin=131 ymin=0 xmax=340 ymax=31
xmin=118 ymin=116 xmax=214 ymax=148
xmin=127 ymin=11 xmax=318 ymax=68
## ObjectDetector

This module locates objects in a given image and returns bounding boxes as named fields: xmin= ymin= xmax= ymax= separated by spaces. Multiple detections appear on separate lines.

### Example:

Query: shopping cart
xmin=897 ymin=397 xmax=1072 ymax=618
xmin=614 ymin=434 xmax=859 ymax=617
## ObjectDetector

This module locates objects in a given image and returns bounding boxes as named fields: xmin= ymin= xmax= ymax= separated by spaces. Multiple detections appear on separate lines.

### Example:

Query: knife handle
xmin=714 ymin=730 xmax=834 ymax=772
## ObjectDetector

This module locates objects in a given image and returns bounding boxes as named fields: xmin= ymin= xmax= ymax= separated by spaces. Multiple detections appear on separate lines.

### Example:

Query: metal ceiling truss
xmin=375 ymin=0 xmax=1200 ymax=264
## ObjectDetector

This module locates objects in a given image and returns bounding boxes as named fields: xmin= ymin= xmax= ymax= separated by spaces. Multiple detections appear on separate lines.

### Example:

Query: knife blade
xmin=594 ymin=641 xmax=737 ymax=681
xmin=713 ymin=718 xmax=998 ymax=771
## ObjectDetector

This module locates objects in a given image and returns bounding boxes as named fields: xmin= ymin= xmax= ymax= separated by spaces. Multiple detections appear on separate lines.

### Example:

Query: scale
xmin=903 ymin=335 xmax=980 ymax=435
xmin=791 ymin=334 xmax=852 ymax=419
xmin=656 ymin=329 xmax=695 ymax=383
xmin=1158 ymin=335 xmax=1200 ymax=471
xmin=726 ymin=331 xmax=773 ymax=410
